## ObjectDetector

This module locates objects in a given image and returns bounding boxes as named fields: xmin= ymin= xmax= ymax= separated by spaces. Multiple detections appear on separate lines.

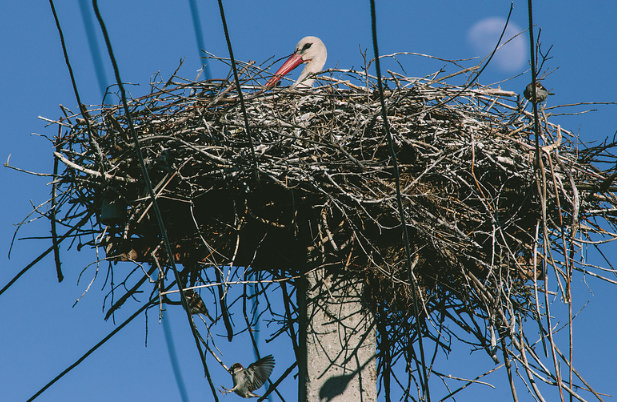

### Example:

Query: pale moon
xmin=467 ymin=17 xmax=526 ymax=72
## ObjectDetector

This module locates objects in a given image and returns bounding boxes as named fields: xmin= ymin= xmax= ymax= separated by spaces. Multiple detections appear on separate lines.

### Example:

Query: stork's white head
xmin=265 ymin=36 xmax=327 ymax=89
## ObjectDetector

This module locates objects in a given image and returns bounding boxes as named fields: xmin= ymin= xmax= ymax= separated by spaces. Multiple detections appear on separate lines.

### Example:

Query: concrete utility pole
xmin=298 ymin=265 xmax=377 ymax=402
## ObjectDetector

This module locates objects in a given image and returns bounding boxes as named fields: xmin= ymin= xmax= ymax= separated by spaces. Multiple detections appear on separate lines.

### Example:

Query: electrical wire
xmin=187 ymin=0 xmax=212 ymax=80
xmin=216 ymin=0 xmax=258 ymax=179
xmin=90 ymin=1 xmax=213 ymax=396
xmin=163 ymin=312 xmax=190 ymax=402
xmin=77 ymin=0 xmax=110 ymax=103
xmin=48 ymin=0 xmax=110 ymax=284
xmin=527 ymin=0 xmax=542 ymax=164
xmin=369 ymin=1 xmax=431 ymax=400
xmin=26 ymin=283 xmax=175 ymax=401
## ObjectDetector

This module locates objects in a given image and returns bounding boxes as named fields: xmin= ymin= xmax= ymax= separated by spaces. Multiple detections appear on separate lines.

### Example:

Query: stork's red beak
xmin=265 ymin=53 xmax=304 ymax=89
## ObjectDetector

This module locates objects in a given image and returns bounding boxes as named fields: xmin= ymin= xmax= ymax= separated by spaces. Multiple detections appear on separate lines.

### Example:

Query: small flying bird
xmin=222 ymin=354 xmax=275 ymax=398
xmin=265 ymin=36 xmax=327 ymax=89
xmin=184 ymin=289 xmax=212 ymax=321
xmin=523 ymin=82 xmax=554 ymax=103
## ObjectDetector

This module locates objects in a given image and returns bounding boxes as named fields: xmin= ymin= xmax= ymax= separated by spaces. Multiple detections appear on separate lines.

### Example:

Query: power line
xmin=187 ymin=0 xmax=212 ymax=80
xmin=216 ymin=0 xmax=258 ymax=178
xmin=78 ymin=1 xmax=110 ymax=103
xmin=368 ymin=1 xmax=431 ymax=400
xmin=90 ymin=2 xmax=213 ymax=397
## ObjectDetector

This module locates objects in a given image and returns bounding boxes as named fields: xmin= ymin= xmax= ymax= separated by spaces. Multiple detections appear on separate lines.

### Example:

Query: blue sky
xmin=2 ymin=1 xmax=617 ymax=401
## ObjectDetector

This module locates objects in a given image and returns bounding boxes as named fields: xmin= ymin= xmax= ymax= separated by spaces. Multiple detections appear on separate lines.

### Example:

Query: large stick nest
xmin=45 ymin=55 xmax=617 ymax=399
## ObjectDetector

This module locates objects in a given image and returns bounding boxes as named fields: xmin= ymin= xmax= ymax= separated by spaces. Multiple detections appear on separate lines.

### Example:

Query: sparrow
xmin=183 ymin=289 xmax=212 ymax=321
xmin=523 ymin=82 xmax=554 ymax=103
xmin=222 ymin=354 xmax=275 ymax=398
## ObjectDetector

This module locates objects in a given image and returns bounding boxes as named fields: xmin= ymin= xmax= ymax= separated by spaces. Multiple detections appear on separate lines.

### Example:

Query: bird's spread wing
xmin=245 ymin=355 xmax=275 ymax=392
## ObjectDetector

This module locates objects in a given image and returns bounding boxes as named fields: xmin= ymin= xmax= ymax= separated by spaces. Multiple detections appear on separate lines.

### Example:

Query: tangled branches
xmin=29 ymin=55 xmax=617 ymax=400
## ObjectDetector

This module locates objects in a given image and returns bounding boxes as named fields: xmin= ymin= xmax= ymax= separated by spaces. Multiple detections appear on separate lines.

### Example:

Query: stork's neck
xmin=293 ymin=55 xmax=326 ymax=88
xmin=293 ymin=69 xmax=315 ymax=88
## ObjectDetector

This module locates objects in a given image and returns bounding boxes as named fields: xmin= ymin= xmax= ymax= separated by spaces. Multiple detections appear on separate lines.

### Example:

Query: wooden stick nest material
xmin=45 ymin=55 xmax=617 ymax=399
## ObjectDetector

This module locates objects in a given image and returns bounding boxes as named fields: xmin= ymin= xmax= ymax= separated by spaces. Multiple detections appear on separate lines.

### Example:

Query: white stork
xmin=265 ymin=36 xmax=327 ymax=89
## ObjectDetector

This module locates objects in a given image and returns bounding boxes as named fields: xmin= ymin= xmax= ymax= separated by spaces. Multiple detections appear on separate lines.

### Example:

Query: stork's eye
xmin=299 ymin=43 xmax=313 ymax=53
